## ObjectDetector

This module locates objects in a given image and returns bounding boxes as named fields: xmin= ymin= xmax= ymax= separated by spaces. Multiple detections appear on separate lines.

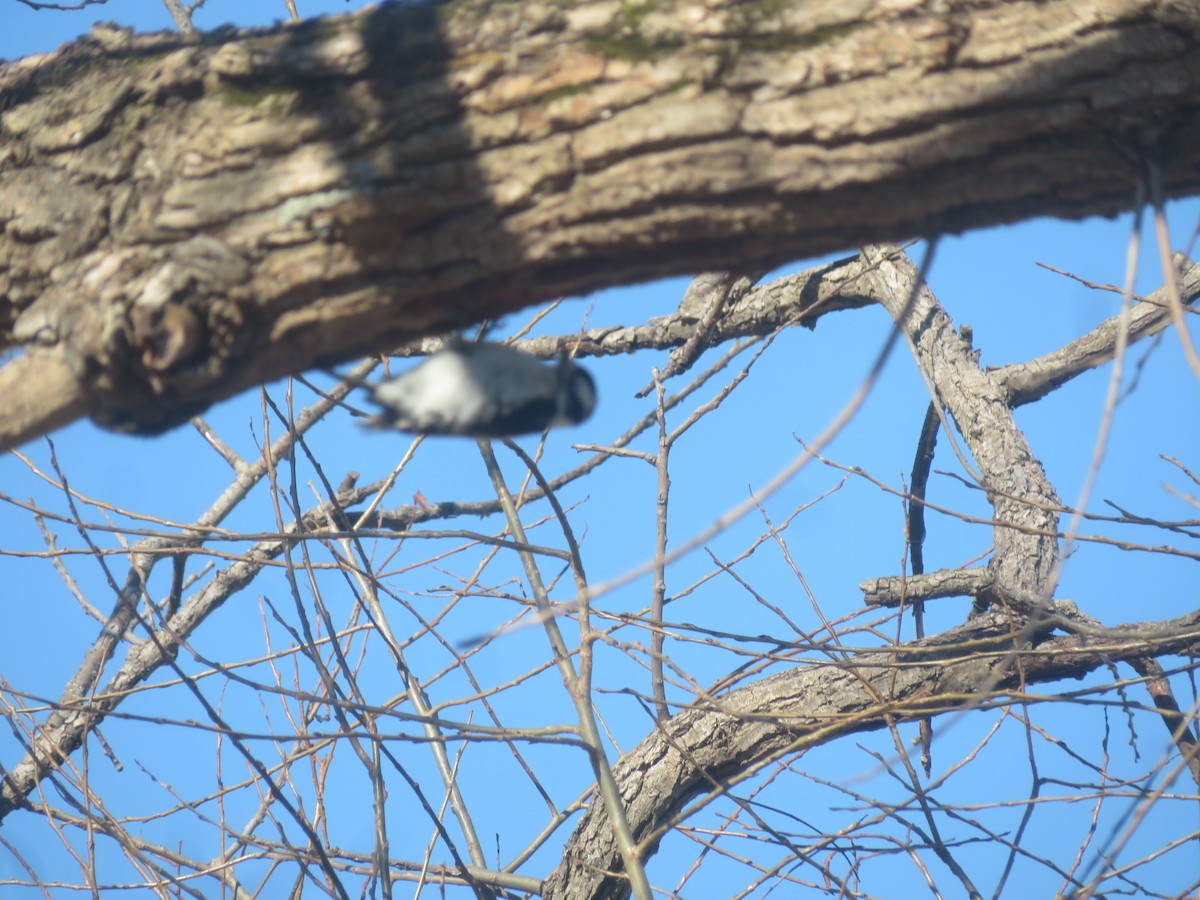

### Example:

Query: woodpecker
xmin=365 ymin=341 xmax=596 ymax=437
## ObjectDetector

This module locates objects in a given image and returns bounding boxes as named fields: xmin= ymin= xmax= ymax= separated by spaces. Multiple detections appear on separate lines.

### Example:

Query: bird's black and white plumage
xmin=365 ymin=341 xmax=596 ymax=437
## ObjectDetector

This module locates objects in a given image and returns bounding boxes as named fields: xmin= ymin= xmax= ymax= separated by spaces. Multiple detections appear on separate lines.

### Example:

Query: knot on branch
xmin=68 ymin=237 xmax=252 ymax=434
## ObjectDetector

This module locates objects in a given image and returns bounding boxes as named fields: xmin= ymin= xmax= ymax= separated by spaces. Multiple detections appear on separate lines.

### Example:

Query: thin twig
xmin=476 ymin=440 xmax=653 ymax=900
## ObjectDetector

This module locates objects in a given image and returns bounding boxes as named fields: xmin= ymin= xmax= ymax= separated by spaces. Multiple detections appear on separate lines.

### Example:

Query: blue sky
xmin=2 ymin=3 xmax=1199 ymax=898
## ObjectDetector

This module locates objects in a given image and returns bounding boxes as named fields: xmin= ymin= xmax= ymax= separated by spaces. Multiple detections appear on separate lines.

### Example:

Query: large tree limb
xmin=540 ymin=607 xmax=1200 ymax=899
xmin=2 ymin=0 xmax=1198 ymax=446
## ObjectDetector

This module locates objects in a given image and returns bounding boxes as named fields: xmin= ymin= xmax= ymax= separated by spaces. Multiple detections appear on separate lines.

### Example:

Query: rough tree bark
xmin=539 ymin=250 xmax=1200 ymax=899
xmin=1 ymin=0 xmax=1199 ymax=447
xmin=542 ymin=608 xmax=1200 ymax=899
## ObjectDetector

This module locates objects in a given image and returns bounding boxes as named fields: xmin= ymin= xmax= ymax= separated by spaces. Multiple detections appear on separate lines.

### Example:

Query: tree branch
xmin=2 ymin=0 xmax=1199 ymax=443
xmin=541 ymin=607 xmax=1200 ymax=899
